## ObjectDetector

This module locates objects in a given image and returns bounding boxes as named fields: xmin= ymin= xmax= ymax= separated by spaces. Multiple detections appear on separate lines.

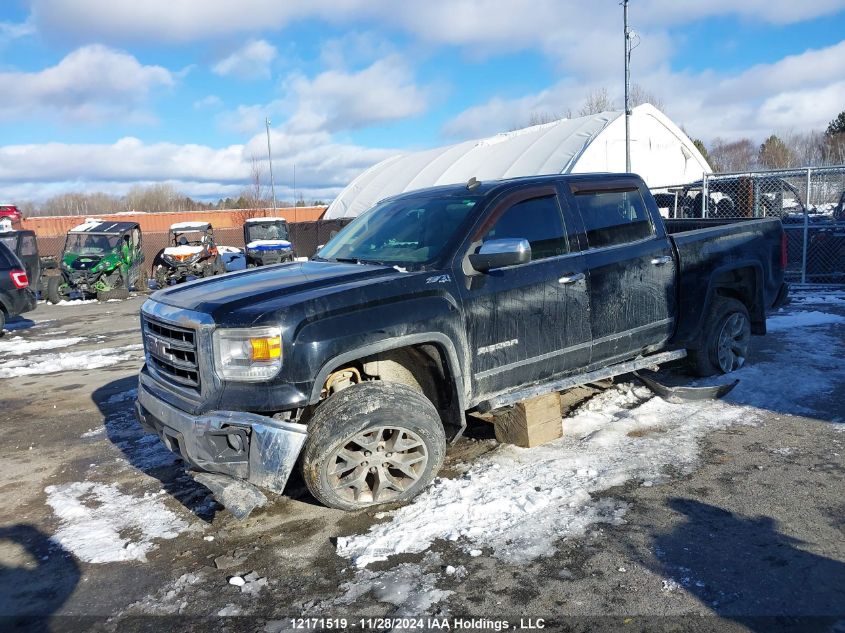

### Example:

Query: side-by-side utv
xmin=152 ymin=222 xmax=225 ymax=287
xmin=47 ymin=219 xmax=145 ymax=302
xmin=243 ymin=217 xmax=294 ymax=267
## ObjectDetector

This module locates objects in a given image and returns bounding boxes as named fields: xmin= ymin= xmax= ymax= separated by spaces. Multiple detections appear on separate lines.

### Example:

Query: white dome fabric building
xmin=324 ymin=104 xmax=711 ymax=219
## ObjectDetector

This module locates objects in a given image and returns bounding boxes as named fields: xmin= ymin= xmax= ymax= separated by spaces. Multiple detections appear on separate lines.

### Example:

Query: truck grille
xmin=143 ymin=317 xmax=201 ymax=390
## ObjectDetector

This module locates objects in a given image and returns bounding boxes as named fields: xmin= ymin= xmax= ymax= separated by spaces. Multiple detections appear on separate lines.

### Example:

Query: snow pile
xmin=788 ymin=293 xmax=845 ymax=307
xmin=246 ymin=240 xmax=292 ymax=249
xmin=52 ymin=299 xmax=99 ymax=306
xmin=0 ymin=336 xmax=85 ymax=355
xmin=337 ymin=383 xmax=756 ymax=568
xmin=44 ymin=481 xmax=190 ymax=563
xmin=0 ymin=344 xmax=142 ymax=378
xmin=766 ymin=310 xmax=845 ymax=332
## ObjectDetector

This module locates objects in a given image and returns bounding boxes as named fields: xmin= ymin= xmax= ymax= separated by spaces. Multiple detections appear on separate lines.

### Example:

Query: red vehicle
xmin=0 ymin=204 xmax=22 ymax=226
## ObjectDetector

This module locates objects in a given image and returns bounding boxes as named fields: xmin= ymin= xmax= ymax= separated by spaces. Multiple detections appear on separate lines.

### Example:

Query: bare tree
xmin=629 ymin=84 xmax=664 ymax=110
xmin=709 ymin=138 xmax=757 ymax=173
xmin=578 ymin=88 xmax=614 ymax=116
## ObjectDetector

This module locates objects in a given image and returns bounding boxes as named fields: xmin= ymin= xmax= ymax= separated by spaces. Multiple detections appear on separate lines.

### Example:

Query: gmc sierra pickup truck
xmin=136 ymin=173 xmax=788 ymax=512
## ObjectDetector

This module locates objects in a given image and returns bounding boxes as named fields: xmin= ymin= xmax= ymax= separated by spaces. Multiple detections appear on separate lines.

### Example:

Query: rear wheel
xmin=0 ymin=309 xmax=6 ymax=335
xmin=302 ymin=381 xmax=446 ymax=511
xmin=688 ymin=297 xmax=751 ymax=376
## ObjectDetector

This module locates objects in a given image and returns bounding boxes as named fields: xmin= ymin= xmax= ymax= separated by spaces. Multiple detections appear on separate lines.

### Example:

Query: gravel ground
xmin=0 ymin=291 xmax=843 ymax=633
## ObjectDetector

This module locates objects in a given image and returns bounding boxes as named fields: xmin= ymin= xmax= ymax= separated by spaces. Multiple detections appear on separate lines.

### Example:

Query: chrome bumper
xmin=136 ymin=381 xmax=306 ymax=494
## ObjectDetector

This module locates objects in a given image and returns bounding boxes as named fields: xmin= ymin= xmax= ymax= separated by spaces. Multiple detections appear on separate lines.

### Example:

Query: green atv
xmin=47 ymin=220 xmax=145 ymax=303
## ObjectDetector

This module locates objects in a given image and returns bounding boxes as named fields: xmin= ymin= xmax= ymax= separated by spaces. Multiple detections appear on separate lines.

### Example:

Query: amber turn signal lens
xmin=250 ymin=336 xmax=281 ymax=361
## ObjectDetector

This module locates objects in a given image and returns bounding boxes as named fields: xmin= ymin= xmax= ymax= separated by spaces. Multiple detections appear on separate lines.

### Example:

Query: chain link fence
xmin=652 ymin=165 xmax=845 ymax=285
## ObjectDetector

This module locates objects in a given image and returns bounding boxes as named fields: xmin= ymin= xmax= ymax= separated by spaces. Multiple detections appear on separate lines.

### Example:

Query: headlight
xmin=213 ymin=326 xmax=282 ymax=381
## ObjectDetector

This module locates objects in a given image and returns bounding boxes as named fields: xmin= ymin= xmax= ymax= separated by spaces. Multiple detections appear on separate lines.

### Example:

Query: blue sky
xmin=1 ymin=0 xmax=844 ymax=203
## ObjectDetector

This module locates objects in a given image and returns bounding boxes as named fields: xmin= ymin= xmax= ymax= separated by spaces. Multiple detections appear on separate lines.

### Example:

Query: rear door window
xmin=483 ymin=195 xmax=569 ymax=260
xmin=574 ymin=188 xmax=654 ymax=249
xmin=20 ymin=235 xmax=37 ymax=256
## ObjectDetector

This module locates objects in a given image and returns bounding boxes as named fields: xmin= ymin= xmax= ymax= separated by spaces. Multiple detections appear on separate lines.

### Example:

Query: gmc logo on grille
xmin=145 ymin=334 xmax=176 ymax=362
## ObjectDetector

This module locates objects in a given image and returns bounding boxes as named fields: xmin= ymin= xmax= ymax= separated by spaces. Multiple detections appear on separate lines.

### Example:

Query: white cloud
xmin=0 ymin=132 xmax=398 ymax=203
xmin=284 ymin=55 xmax=429 ymax=133
xmin=0 ymin=19 xmax=35 ymax=41
xmin=0 ymin=45 xmax=174 ymax=122
xmin=30 ymin=0 xmax=843 ymax=47
xmin=219 ymin=55 xmax=430 ymax=135
xmin=212 ymin=39 xmax=277 ymax=80
xmin=442 ymin=40 xmax=845 ymax=143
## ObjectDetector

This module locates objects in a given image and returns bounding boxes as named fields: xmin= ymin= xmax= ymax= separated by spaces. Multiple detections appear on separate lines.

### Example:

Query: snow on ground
xmin=0 ymin=343 xmax=142 ymax=378
xmin=44 ymin=481 xmax=190 ymax=563
xmin=338 ymin=303 xmax=845 ymax=568
xmin=766 ymin=310 xmax=845 ymax=332
xmin=787 ymin=293 xmax=845 ymax=306
xmin=283 ymin=553 xmax=452 ymax=629
xmin=50 ymin=299 xmax=99 ymax=306
xmin=0 ymin=335 xmax=85 ymax=355
xmin=337 ymin=383 xmax=754 ymax=568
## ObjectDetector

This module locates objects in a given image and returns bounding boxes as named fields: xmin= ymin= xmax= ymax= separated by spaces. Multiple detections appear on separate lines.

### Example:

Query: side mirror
xmin=468 ymin=238 xmax=531 ymax=273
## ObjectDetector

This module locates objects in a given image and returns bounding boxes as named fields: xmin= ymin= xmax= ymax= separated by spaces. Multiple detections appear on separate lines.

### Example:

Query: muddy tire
xmin=302 ymin=381 xmax=446 ymax=511
xmin=688 ymin=296 xmax=752 ymax=377
xmin=46 ymin=276 xmax=63 ymax=304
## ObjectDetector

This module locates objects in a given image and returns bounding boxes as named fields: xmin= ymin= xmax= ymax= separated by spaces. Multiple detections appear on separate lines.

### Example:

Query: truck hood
xmin=152 ymin=260 xmax=402 ymax=318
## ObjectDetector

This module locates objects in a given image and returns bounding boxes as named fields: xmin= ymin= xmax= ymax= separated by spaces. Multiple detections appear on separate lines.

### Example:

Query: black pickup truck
xmin=136 ymin=173 xmax=788 ymax=512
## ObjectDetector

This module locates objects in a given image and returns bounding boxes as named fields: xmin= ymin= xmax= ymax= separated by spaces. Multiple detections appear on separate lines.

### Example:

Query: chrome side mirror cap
xmin=468 ymin=238 xmax=531 ymax=272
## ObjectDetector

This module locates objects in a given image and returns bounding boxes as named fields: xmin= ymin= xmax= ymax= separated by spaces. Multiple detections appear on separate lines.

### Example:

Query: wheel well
xmin=320 ymin=343 xmax=464 ymax=440
xmin=711 ymin=267 xmax=764 ymax=334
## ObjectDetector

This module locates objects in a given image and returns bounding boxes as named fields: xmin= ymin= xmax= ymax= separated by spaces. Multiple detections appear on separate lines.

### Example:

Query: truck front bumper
xmin=135 ymin=381 xmax=307 ymax=495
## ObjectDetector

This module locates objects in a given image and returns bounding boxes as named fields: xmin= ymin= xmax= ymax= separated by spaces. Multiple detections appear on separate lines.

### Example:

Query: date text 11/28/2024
xmin=288 ymin=617 xmax=546 ymax=630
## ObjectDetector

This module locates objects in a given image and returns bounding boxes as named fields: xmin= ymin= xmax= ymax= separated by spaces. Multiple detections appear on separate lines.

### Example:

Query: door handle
xmin=558 ymin=272 xmax=585 ymax=284
xmin=651 ymin=255 xmax=672 ymax=266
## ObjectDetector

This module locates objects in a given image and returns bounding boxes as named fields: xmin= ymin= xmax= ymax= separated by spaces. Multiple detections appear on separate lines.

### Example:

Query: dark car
xmin=0 ymin=229 xmax=40 ymax=293
xmin=0 ymin=241 xmax=37 ymax=333
xmin=136 ymin=173 xmax=787 ymax=514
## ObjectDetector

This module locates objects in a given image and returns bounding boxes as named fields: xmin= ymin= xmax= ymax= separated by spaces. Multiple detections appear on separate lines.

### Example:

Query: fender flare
xmin=308 ymin=332 xmax=467 ymax=413
xmin=698 ymin=260 xmax=766 ymax=338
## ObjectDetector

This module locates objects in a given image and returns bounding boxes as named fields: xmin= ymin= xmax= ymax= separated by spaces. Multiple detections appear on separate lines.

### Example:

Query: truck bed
xmin=666 ymin=217 xmax=785 ymax=347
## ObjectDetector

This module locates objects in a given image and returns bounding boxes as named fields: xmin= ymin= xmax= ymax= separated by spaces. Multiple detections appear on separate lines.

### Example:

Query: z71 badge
xmin=425 ymin=274 xmax=451 ymax=284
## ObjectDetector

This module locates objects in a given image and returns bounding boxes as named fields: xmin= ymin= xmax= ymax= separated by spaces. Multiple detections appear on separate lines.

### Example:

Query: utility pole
xmin=265 ymin=117 xmax=277 ymax=211
xmin=293 ymin=163 xmax=297 ymax=207
xmin=623 ymin=0 xmax=631 ymax=173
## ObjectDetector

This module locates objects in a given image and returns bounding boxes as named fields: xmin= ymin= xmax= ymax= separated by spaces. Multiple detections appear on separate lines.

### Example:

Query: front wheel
xmin=46 ymin=276 xmax=65 ymax=304
xmin=302 ymin=381 xmax=446 ymax=511
xmin=688 ymin=297 xmax=751 ymax=376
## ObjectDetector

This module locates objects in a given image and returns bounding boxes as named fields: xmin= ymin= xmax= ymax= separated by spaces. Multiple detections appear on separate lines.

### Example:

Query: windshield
xmin=66 ymin=233 xmax=120 ymax=255
xmin=317 ymin=194 xmax=481 ymax=266
xmin=246 ymin=222 xmax=289 ymax=242
xmin=171 ymin=230 xmax=205 ymax=246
